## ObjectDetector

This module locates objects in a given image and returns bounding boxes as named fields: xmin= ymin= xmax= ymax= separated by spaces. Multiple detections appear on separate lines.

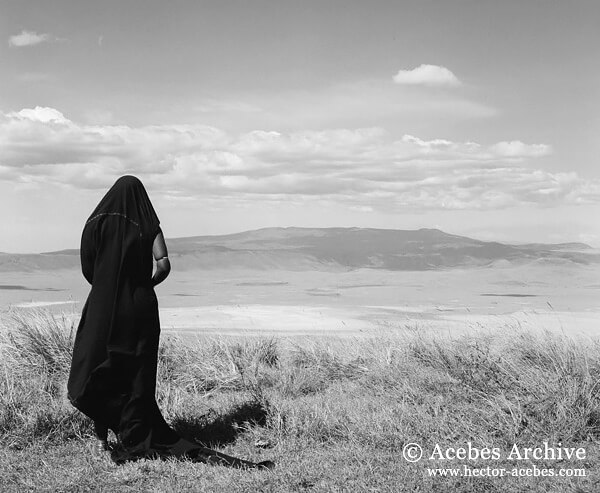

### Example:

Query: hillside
xmin=0 ymin=227 xmax=597 ymax=272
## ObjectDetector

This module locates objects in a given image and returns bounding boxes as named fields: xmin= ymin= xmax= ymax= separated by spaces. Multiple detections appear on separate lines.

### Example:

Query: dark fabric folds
xmin=67 ymin=176 xmax=272 ymax=469
xmin=67 ymin=175 xmax=180 ymax=453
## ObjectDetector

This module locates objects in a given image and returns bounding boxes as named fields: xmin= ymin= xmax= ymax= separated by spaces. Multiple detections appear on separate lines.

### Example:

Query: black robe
xmin=67 ymin=176 xmax=270 ymax=467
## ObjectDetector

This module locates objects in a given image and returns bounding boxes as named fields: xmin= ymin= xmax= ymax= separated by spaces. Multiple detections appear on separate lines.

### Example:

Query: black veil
xmin=86 ymin=175 xmax=160 ymax=239
xmin=68 ymin=175 xmax=165 ymax=439
xmin=67 ymin=175 xmax=271 ymax=467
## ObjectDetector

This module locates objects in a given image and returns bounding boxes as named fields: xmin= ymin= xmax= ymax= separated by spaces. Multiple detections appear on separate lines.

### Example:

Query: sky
xmin=1 ymin=0 xmax=599 ymax=252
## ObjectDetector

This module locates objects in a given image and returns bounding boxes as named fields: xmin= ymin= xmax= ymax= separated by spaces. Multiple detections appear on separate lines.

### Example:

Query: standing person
xmin=67 ymin=175 xmax=272 ymax=468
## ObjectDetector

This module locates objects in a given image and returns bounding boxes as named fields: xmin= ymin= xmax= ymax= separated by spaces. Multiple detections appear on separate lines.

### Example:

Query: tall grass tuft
xmin=5 ymin=310 xmax=75 ymax=377
xmin=0 ymin=310 xmax=88 ymax=447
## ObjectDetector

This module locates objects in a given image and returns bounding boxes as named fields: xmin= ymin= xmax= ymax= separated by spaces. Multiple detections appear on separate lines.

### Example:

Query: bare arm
xmin=151 ymin=230 xmax=171 ymax=287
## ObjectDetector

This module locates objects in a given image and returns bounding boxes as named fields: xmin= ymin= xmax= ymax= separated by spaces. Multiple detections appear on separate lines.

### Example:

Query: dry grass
xmin=0 ymin=309 xmax=599 ymax=492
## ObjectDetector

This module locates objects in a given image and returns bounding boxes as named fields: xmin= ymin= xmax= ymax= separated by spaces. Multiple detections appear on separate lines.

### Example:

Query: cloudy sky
xmin=1 ymin=0 xmax=599 ymax=252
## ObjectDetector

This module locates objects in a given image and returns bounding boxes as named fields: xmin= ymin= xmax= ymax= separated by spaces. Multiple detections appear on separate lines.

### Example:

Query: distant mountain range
xmin=1 ymin=227 xmax=597 ymax=272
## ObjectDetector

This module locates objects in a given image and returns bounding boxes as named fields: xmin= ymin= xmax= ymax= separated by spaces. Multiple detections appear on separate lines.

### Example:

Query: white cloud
xmin=8 ymin=30 xmax=62 ymax=47
xmin=393 ymin=64 xmax=461 ymax=87
xmin=8 ymin=106 xmax=69 ymax=124
xmin=0 ymin=106 xmax=597 ymax=212
xmin=490 ymin=140 xmax=552 ymax=158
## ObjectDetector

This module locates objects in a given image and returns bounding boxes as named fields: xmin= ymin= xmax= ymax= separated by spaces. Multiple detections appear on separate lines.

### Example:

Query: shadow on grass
xmin=170 ymin=401 xmax=268 ymax=447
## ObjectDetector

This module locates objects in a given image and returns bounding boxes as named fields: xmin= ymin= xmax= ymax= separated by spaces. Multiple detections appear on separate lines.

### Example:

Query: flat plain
xmin=2 ymin=261 xmax=599 ymax=338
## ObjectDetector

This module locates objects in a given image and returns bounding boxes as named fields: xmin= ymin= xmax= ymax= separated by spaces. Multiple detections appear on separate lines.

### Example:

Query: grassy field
xmin=1 ymin=310 xmax=599 ymax=492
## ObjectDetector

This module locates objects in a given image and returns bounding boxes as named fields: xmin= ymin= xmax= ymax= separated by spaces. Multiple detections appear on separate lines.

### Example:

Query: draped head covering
xmin=68 ymin=175 xmax=164 ymax=433
xmin=67 ymin=175 xmax=272 ymax=467
xmin=86 ymin=175 xmax=160 ymax=239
